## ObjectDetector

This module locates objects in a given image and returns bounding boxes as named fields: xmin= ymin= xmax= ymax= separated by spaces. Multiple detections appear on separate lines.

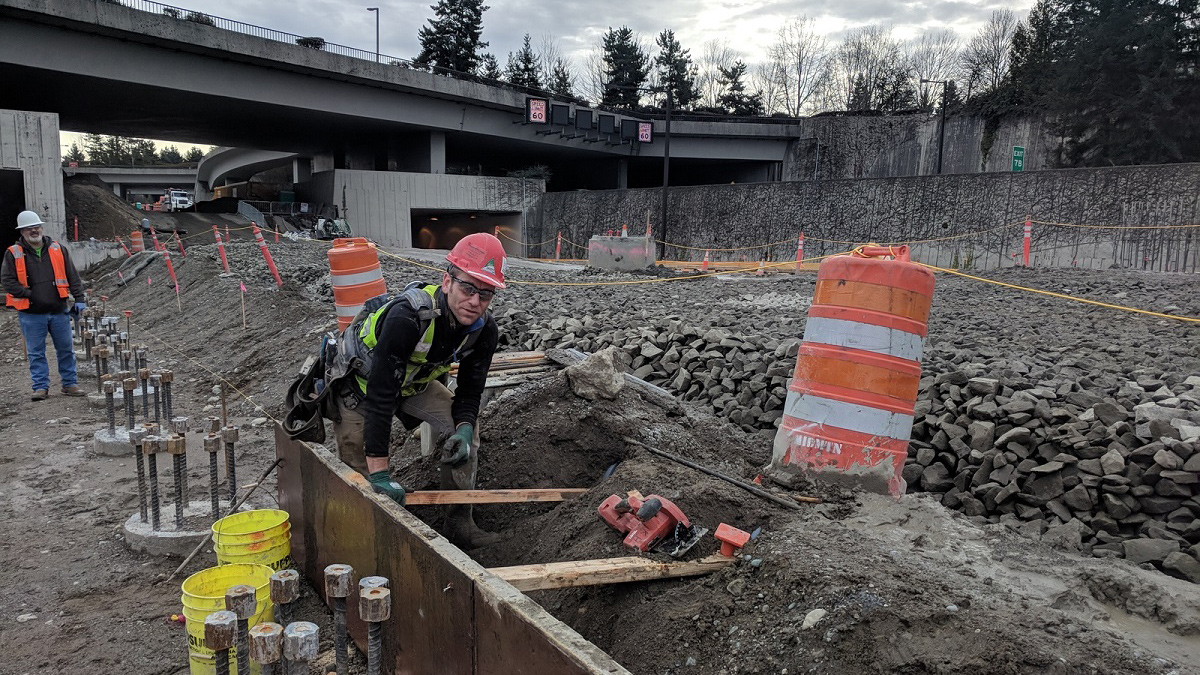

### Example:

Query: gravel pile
xmin=181 ymin=241 xmax=1200 ymax=582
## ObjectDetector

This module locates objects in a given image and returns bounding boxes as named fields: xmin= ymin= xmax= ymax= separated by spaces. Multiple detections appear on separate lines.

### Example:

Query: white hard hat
xmin=16 ymin=211 xmax=45 ymax=229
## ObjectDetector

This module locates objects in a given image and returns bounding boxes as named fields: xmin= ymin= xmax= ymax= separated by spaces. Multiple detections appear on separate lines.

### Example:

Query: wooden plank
xmin=405 ymin=488 xmax=589 ymax=505
xmin=488 ymin=554 xmax=735 ymax=592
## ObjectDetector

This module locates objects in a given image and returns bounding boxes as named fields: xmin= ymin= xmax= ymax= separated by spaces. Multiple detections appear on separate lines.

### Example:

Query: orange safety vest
xmin=5 ymin=242 xmax=70 ymax=310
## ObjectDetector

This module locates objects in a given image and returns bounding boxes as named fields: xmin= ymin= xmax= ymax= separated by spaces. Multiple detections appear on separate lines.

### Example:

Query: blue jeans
xmin=18 ymin=311 xmax=78 ymax=391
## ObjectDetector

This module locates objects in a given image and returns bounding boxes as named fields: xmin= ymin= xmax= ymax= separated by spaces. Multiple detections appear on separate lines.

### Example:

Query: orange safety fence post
xmin=175 ymin=231 xmax=186 ymax=257
xmin=149 ymin=227 xmax=163 ymax=252
xmin=795 ymin=232 xmax=805 ymax=273
xmin=274 ymin=224 xmax=280 ymax=244
xmin=225 ymin=224 xmax=230 ymax=243
xmin=555 ymin=232 xmax=562 ymax=261
xmin=212 ymin=225 xmax=230 ymax=273
xmin=116 ymin=237 xmax=132 ymax=257
xmin=1023 ymin=216 xmax=1032 ymax=267
xmin=768 ymin=244 xmax=934 ymax=498
xmin=251 ymin=222 xmax=284 ymax=287
xmin=74 ymin=216 xmax=79 ymax=242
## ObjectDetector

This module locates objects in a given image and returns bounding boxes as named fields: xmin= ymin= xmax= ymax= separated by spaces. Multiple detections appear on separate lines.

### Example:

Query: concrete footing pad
xmin=93 ymin=427 xmax=132 ymax=456
xmin=123 ymin=499 xmax=241 ymax=557
xmin=87 ymin=384 xmax=155 ymax=409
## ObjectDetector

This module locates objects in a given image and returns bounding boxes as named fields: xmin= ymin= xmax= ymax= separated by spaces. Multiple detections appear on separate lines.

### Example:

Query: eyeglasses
xmin=449 ymin=275 xmax=496 ymax=301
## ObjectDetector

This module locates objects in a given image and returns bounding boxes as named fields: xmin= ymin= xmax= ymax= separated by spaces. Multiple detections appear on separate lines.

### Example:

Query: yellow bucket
xmin=211 ymin=509 xmax=289 ymax=545
xmin=180 ymin=563 xmax=274 ymax=675
xmin=212 ymin=510 xmax=293 ymax=571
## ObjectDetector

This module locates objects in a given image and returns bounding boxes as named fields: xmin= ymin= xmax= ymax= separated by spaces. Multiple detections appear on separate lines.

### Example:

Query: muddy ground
xmin=0 ymin=234 xmax=1197 ymax=674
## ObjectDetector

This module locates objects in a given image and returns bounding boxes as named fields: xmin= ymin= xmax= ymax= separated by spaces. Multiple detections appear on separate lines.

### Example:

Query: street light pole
xmin=366 ymin=7 xmax=379 ymax=62
xmin=659 ymin=87 xmax=672 ymax=261
xmin=921 ymin=78 xmax=948 ymax=175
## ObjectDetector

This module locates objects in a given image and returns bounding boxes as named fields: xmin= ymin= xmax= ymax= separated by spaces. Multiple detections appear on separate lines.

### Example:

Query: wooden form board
xmin=405 ymin=488 xmax=588 ymax=505
xmin=274 ymin=427 xmax=629 ymax=675
xmin=488 ymin=554 xmax=735 ymax=592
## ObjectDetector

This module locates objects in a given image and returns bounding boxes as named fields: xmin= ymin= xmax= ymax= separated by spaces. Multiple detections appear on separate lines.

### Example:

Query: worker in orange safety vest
xmin=1 ymin=211 xmax=88 ymax=400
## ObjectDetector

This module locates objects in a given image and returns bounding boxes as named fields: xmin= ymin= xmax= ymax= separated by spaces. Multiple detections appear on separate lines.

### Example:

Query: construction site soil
xmin=1 ymin=233 xmax=1198 ymax=675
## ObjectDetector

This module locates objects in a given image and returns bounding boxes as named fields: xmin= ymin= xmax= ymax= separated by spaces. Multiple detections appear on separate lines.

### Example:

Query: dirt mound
xmin=64 ymin=174 xmax=146 ymax=240
xmin=385 ymin=369 xmax=1198 ymax=674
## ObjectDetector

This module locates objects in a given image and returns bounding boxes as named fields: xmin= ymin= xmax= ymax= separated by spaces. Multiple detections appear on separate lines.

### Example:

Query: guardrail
xmin=237 ymin=200 xmax=267 ymax=227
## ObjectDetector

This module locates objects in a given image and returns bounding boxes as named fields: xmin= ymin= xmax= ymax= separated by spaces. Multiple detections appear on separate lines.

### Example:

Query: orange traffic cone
xmin=756 ymin=259 xmax=765 ymax=276
xmin=701 ymin=250 xmax=710 ymax=272
xmin=620 ymin=224 xmax=628 ymax=237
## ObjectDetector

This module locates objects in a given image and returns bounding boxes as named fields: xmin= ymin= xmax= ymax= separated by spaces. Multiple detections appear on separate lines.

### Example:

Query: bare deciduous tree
xmin=829 ymin=24 xmax=903 ymax=110
xmin=762 ymin=17 xmax=830 ymax=116
xmin=907 ymin=28 xmax=961 ymax=110
xmin=961 ymin=9 xmax=1018 ymax=95
xmin=696 ymin=39 xmax=738 ymax=109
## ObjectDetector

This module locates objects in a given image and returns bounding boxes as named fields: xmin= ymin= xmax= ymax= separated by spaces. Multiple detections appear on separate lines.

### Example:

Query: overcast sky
xmin=170 ymin=0 xmax=1033 ymax=69
xmin=63 ymin=0 xmax=1035 ymax=154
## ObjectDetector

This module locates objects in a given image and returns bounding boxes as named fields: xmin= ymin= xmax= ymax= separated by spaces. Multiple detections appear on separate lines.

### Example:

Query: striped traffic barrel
xmin=769 ymin=245 xmax=934 ymax=497
xmin=129 ymin=231 xmax=145 ymax=252
xmin=328 ymin=237 xmax=387 ymax=330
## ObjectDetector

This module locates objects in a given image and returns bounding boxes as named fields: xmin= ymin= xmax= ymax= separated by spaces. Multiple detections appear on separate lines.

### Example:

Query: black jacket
xmin=359 ymin=286 xmax=499 ymax=458
xmin=1 ymin=235 xmax=86 ymax=314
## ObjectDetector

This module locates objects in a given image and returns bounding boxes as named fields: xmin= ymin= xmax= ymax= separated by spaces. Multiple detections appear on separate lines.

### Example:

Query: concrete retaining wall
xmin=303 ymin=170 xmax=542 ymax=252
xmin=537 ymin=163 xmax=1200 ymax=272
xmin=0 ymin=109 xmax=64 ymax=240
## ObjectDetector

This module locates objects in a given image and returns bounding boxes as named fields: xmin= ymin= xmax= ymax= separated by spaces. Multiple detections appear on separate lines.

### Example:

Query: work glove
xmin=440 ymin=423 xmax=473 ymax=468
xmin=73 ymin=302 xmax=87 ymax=315
xmin=367 ymin=470 xmax=406 ymax=504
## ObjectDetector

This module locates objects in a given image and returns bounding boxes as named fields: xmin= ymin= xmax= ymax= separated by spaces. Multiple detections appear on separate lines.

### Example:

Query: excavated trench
xmin=373 ymin=365 xmax=1192 ymax=675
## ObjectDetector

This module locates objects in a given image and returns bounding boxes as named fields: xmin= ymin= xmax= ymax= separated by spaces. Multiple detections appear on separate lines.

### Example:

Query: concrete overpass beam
xmin=293 ymin=157 xmax=312 ymax=184
xmin=616 ymin=159 xmax=628 ymax=190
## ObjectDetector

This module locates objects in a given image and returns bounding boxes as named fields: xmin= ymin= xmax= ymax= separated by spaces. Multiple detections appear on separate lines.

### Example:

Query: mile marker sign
xmin=1012 ymin=146 xmax=1025 ymax=172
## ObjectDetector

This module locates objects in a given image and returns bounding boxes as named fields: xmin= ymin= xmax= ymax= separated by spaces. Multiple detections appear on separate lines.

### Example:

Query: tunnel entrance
xmin=0 ymin=169 xmax=26 ymax=248
xmin=410 ymin=209 xmax=523 ymax=257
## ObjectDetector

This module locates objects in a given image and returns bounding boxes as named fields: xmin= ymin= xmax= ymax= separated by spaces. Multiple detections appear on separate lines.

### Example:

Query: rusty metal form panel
xmin=275 ymin=427 xmax=630 ymax=675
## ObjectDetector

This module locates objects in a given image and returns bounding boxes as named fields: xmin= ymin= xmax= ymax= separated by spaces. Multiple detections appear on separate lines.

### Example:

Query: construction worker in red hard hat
xmin=324 ymin=232 xmax=507 ymax=548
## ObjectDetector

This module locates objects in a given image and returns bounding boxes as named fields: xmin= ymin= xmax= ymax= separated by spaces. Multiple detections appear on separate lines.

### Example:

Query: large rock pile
xmin=907 ymin=366 xmax=1200 ymax=582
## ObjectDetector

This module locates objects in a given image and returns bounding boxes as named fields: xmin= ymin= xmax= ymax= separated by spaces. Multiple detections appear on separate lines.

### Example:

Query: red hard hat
xmin=446 ymin=233 xmax=507 ymax=288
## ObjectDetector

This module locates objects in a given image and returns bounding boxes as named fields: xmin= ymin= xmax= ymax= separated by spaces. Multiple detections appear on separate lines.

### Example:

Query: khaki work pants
xmin=332 ymin=381 xmax=481 ymax=491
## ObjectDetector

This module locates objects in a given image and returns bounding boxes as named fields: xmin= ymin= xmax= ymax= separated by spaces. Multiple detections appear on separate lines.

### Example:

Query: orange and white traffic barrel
xmin=129 ymin=231 xmax=145 ymax=252
xmin=328 ymin=237 xmax=387 ymax=330
xmin=769 ymin=244 xmax=934 ymax=497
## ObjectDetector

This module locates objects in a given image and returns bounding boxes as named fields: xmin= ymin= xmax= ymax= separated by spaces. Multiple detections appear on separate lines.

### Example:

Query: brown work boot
xmin=31 ymin=389 xmax=48 ymax=401
xmin=61 ymin=385 xmax=86 ymax=397
xmin=444 ymin=505 xmax=502 ymax=549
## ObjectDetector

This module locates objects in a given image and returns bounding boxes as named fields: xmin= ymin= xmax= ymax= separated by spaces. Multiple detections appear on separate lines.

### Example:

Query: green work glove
xmin=367 ymin=471 xmax=406 ymax=504
xmin=441 ymin=423 xmax=473 ymax=468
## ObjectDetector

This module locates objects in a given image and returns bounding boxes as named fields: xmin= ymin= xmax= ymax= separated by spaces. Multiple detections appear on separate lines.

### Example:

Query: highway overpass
xmin=65 ymin=166 xmax=198 ymax=200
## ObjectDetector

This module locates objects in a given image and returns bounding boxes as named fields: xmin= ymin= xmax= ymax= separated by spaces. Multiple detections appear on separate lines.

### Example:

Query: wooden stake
xmin=404 ymin=488 xmax=587 ymax=505
xmin=488 ymin=554 xmax=734 ymax=592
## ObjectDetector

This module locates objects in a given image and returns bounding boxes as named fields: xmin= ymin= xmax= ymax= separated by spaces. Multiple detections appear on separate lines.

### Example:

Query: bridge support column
xmin=293 ymin=158 xmax=312 ymax=184
xmin=616 ymin=160 xmax=628 ymax=190
xmin=430 ymin=132 xmax=445 ymax=175
xmin=111 ymin=182 xmax=122 ymax=198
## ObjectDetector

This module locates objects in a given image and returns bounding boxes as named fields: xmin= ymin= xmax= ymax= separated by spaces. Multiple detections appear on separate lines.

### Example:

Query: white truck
xmin=163 ymin=189 xmax=193 ymax=212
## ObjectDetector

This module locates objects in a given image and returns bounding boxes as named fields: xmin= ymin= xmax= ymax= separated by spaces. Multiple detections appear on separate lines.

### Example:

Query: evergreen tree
xmin=717 ymin=60 xmax=763 ymax=115
xmin=548 ymin=58 xmax=575 ymax=98
xmin=184 ymin=147 xmax=205 ymax=163
xmin=1008 ymin=0 xmax=1063 ymax=106
xmin=101 ymin=135 xmax=131 ymax=165
xmin=82 ymin=133 xmax=106 ymax=164
xmin=1051 ymin=0 xmax=1200 ymax=166
xmin=654 ymin=30 xmax=699 ymax=109
xmin=477 ymin=53 xmax=502 ymax=79
xmin=413 ymin=0 xmax=489 ymax=74
xmin=159 ymin=145 xmax=184 ymax=164
xmin=130 ymin=138 xmax=158 ymax=165
xmin=875 ymin=64 xmax=917 ymax=112
xmin=505 ymin=34 xmax=542 ymax=89
xmin=63 ymin=143 xmax=85 ymax=166
xmin=600 ymin=26 xmax=649 ymax=108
